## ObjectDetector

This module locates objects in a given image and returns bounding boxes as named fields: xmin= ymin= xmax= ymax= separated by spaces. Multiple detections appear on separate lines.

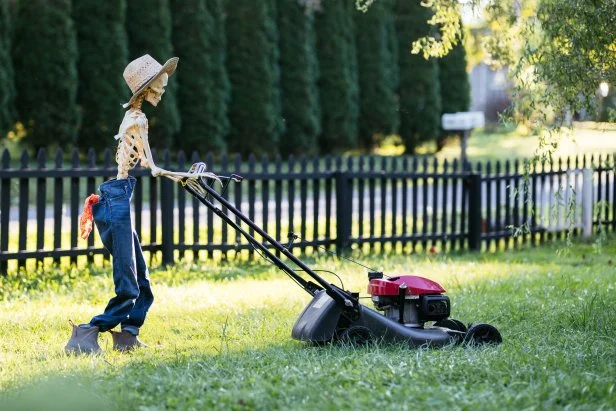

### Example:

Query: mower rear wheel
xmin=338 ymin=326 xmax=374 ymax=346
xmin=433 ymin=318 xmax=467 ymax=333
xmin=463 ymin=323 xmax=502 ymax=346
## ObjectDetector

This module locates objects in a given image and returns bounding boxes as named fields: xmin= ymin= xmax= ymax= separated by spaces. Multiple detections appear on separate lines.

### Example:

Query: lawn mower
xmin=181 ymin=163 xmax=502 ymax=348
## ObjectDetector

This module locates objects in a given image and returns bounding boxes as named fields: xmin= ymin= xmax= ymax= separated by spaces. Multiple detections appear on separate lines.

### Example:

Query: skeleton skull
xmin=144 ymin=73 xmax=168 ymax=107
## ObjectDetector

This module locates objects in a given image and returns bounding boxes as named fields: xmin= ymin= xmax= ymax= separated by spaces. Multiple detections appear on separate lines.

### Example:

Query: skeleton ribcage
xmin=116 ymin=133 xmax=145 ymax=179
xmin=114 ymin=109 xmax=148 ymax=179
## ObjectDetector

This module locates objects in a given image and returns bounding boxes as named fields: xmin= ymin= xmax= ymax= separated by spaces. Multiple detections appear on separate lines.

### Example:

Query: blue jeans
xmin=88 ymin=177 xmax=153 ymax=335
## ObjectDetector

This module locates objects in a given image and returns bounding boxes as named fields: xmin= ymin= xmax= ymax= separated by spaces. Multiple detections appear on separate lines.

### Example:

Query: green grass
xmin=0 ymin=240 xmax=615 ymax=410
xmin=431 ymin=121 xmax=616 ymax=163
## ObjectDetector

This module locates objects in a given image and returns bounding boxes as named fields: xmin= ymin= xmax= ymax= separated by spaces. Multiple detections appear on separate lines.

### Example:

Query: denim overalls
xmin=88 ymin=177 xmax=153 ymax=336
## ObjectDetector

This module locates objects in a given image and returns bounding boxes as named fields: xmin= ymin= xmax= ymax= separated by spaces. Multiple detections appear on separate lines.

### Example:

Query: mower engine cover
xmin=368 ymin=275 xmax=451 ymax=324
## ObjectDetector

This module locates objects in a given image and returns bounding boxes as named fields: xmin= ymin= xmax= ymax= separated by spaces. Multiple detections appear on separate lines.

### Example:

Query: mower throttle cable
xmin=289 ymin=232 xmax=391 ymax=279
xmin=294 ymin=269 xmax=345 ymax=290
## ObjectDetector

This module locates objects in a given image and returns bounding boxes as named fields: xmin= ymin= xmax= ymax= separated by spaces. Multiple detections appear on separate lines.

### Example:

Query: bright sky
xmin=461 ymin=1 xmax=485 ymax=25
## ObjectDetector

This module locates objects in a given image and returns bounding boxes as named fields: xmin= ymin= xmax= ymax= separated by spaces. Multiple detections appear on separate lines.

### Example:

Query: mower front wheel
xmin=463 ymin=323 xmax=502 ymax=346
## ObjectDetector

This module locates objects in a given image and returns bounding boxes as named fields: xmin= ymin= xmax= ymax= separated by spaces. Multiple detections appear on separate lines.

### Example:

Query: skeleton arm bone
xmin=135 ymin=122 xmax=221 ymax=183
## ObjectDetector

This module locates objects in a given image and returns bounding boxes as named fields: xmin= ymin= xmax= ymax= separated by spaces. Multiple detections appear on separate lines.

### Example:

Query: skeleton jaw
xmin=144 ymin=73 xmax=168 ymax=107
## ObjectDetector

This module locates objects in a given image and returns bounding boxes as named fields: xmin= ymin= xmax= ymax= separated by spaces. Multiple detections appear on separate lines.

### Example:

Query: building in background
xmin=469 ymin=62 xmax=511 ymax=124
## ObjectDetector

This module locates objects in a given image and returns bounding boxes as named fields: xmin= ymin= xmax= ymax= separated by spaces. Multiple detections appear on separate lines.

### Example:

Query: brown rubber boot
xmin=64 ymin=321 xmax=102 ymax=355
xmin=110 ymin=330 xmax=148 ymax=352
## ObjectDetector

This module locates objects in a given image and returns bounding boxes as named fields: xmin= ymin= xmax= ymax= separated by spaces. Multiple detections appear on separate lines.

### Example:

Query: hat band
xmin=131 ymin=73 xmax=157 ymax=94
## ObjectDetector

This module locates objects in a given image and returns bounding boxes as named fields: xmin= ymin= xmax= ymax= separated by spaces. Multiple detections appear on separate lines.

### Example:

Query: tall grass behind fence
xmin=0 ymin=148 xmax=614 ymax=274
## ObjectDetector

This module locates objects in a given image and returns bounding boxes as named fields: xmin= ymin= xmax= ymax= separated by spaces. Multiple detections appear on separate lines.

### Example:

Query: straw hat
xmin=122 ymin=54 xmax=178 ymax=107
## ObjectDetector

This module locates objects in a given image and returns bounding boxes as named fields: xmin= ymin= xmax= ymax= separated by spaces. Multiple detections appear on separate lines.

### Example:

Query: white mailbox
xmin=441 ymin=111 xmax=485 ymax=131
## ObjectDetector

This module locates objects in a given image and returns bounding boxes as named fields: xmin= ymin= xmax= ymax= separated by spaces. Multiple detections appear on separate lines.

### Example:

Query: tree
xmin=225 ymin=0 xmax=282 ymax=155
xmin=73 ymin=0 xmax=128 ymax=151
xmin=171 ymin=0 xmax=229 ymax=153
xmin=0 ymin=0 xmax=15 ymax=137
xmin=314 ymin=0 xmax=359 ymax=152
xmin=517 ymin=0 xmax=616 ymax=125
xmin=437 ymin=35 xmax=470 ymax=150
xmin=402 ymin=0 xmax=616 ymax=130
xmin=395 ymin=0 xmax=441 ymax=153
xmin=277 ymin=0 xmax=320 ymax=155
xmin=355 ymin=0 xmax=398 ymax=150
xmin=126 ymin=0 xmax=180 ymax=149
xmin=12 ymin=0 xmax=79 ymax=149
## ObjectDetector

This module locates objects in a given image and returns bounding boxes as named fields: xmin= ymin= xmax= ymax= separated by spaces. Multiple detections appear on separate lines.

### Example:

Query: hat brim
xmin=123 ymin=57 xmax=178 ymax=107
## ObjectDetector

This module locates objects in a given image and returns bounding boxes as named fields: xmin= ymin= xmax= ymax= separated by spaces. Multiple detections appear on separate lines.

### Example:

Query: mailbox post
xmin=441 ymin=111 xmax=485 ymax=169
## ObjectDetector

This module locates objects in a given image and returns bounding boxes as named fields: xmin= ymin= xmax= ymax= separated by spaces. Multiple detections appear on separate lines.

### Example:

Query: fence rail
xmin=0 ymin=148 xmax=614 ymax=273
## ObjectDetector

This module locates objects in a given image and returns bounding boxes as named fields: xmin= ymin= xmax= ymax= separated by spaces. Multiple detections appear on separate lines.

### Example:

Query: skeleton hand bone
xmin=153 ymin=162 xmax=221 ymax=185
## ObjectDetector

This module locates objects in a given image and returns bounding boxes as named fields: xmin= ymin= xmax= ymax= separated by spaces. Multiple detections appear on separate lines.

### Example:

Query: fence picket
xmin=274 ymin=155 xmax=282 ymax=256
xmin=411 ymin=157 xmax=418 ymax=252
xmin=300 ymin=156 xmax=308 ymax=253
xmin=189 ymin=151 xmax=199 ymax=260
xmin=324 ymin=156 xmax=333 ymax=249
xmin=612 ymin=153 xmax=616 ymax=231
xmin=504 ymin=160 xmax=511 ymax=250
xmin=69 ymin=150 xmax=79 ymax=265
xmin=18 ymin=151 xmax=29 ymax=268
xmin=36 ymin=149 xmax=46 ymax=266
xmin=287 ymin=155 xmax=296 ymax=249
xmin=421 ymin=157 xmax=429 ymax=251
xmin=391 ymin=156 xmax=399 ymax=250
xmin=53 ymin=150 xmax=64 ymax=265
xmin=380 ymin=157 xmax=387 ymax=249
xmin=357 ymin=156 xmax=365 ymax=244
xmin=177 ymin=151 xmax=186 ymax=260
xmin=485 ymin=161 xmax=492 ymax=250
xmin=86 ymin=149 xmax=96 ymax=263
xmin=441 ymin=159 xmax=449 ymax=252
xmin=206 ymin=152 xmax=214 ymax=259
xmin=234 ymin=154 xmax=243 ymax=255
xmin=247 ymin=154 xmax=256 ymax=259
xmin=261 ymin=154 xmax=269 ymax=257
xmin=0 ymin=150 xmax=10 ymax=274
xmin=160 ymin=150 xmax=174 ymax=265
xmin=450 ymin=159 xmax=458 ymax=251
xmin=401 ymin=156 xmax=408 ymax=250
xmin=431 ymin=157 xmax=438 ymax=252
xmin=220 ymin=153 xmax=229 ymax=258
xmin=312 ymin=156 xmax=320 ymax=252
xmin=368 ymin=156 xmax=375 ymax=251
xmin=597 ymin=154 xmax=603 ymax=231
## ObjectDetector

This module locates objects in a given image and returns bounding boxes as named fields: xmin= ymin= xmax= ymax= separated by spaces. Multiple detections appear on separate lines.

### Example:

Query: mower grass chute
xmin=181 ymin=164 xmax=502 ymax=348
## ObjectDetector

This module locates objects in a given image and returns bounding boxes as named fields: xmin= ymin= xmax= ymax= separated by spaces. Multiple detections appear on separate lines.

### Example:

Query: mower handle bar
xmin=180 ymin=170 xmax=357 ymax=310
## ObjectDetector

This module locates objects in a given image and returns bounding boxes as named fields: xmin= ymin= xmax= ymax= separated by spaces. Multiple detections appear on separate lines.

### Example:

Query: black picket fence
xmin=0 ymin=148 xmax=614 ymax=273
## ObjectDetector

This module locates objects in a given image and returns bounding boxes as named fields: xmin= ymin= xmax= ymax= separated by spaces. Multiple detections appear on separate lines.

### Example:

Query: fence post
xmin=160 ymin=151 xmax=175 ymax=266
xmin=467 ymin=173 xmax=482 ymax=251
xmin=0 ymin=149 xmax=10 ymax=275
xmin=335 ymin=171 xmax=352 ymax=255
xmin=581 ymin=168 xmax=593 ymax=239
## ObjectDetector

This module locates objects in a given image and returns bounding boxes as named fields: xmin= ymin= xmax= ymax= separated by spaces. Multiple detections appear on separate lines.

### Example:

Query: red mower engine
xmin=367 ymin=272 xmax=450 ymax=326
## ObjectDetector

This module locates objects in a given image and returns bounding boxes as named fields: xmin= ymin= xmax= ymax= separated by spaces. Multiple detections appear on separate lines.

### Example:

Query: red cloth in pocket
xmin=79 ymin=194 xmax=100 ymax=240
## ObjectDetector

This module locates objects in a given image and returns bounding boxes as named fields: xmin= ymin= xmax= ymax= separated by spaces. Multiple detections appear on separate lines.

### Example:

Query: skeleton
xmin=70 ymin=55 xmax=227 ymax=355
xmin=115 ymin=72 xmax=220 ymax=190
